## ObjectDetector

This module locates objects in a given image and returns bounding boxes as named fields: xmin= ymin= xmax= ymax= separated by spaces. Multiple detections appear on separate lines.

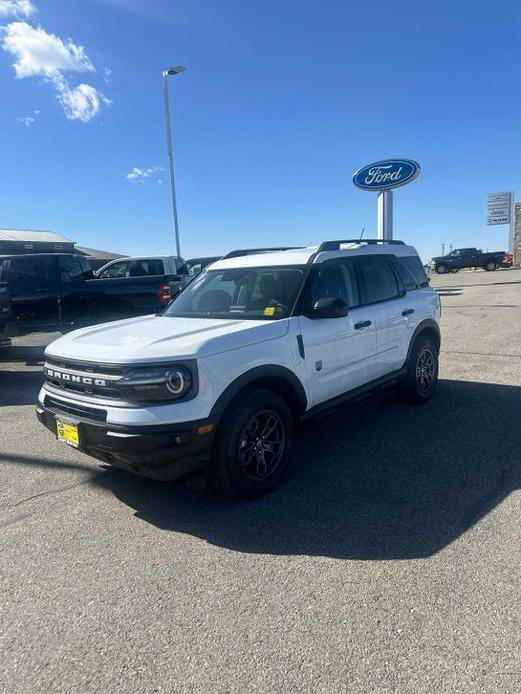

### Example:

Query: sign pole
xmin=509 ymin=191 xmax=515 ymax=254
xmin=377 ymin=190 xmax=393 ymax=240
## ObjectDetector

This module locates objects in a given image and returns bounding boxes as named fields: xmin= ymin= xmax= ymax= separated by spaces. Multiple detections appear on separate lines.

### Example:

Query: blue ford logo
xmin=353 ymin=159 xmax=421 ymax=191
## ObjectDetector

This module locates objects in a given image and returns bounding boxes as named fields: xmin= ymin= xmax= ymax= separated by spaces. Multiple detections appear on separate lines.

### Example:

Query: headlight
xmin=117 ymin=364 xmax=195 ymax=402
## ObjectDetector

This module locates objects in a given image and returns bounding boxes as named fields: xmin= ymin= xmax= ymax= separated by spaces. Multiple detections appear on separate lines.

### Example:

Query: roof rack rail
xmin=223 ymin=246 xmax=304 ymax=259
xmin=316 ymin=239 xmax=405 ymax=253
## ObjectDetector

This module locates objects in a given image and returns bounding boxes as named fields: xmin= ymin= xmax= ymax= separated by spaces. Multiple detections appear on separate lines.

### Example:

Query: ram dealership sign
xmin=486 ymin=191 xmax=513 ymax=226
xmin=353 ymin=159 xmax=421 ymax=191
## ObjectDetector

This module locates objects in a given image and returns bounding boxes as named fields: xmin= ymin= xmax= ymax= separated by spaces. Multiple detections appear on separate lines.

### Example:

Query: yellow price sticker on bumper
xmin=56 ymin=420 xmax=79 ymax=447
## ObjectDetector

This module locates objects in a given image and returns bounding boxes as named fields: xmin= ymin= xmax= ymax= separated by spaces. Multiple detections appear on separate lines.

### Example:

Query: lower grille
xmin=44 ymin=395 xmax=107 ymax=422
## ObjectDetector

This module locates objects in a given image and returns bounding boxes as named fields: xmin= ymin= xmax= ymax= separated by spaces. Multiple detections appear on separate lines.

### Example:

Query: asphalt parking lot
xmin=1 ymin=269 xmax=521 ymax=694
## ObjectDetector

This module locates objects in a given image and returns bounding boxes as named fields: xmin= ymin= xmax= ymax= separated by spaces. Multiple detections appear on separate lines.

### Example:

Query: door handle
xmin=402 ymin=308 xmax=415 ymax=316
xmin=354 ymin=320 xmax=372 ymax=329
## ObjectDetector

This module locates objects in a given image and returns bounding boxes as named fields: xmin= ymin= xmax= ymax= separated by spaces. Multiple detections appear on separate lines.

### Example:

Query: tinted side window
xmin=309 ymin=259 xmax=360 ymax=308
xmin=402 ymin=256 xmax=429 ymax=287
xmin=59 ymin=257 xmax=84 ymax=279
xmin=130 ymin=259 xmax=164 ymax=276
xmin=0 ymin=259 xmax=9 ymax=283
xmin=358 ymin=255 xmax=400 ymax=304
xmin=392 ymin=257 xmax=418 ymax=291
xmin=10 ymin=257 xmax=49 ymax=294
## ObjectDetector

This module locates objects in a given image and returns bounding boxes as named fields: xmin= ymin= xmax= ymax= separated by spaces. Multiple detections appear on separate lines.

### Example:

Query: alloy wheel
xmin=238 ymin=410 xmax=286 ymax=481
xmin=416 ymin=348 xmax=435 ymax=394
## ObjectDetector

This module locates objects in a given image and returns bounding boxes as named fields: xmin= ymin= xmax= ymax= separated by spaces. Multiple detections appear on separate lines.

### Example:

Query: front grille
xmin=44 ymin=358 xmax=123 ymax=400
xmin=44 ymin=395 xmax=107 ymax=422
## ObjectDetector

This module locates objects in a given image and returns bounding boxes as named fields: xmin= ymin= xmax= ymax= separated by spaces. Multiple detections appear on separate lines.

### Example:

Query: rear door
xmin=298 ymin=258 xmax=377 ymax=407
xmin=356 ymin=254 xmax=409 ymax=378
xmin=9 ymin=255 xmax=60 ymax=325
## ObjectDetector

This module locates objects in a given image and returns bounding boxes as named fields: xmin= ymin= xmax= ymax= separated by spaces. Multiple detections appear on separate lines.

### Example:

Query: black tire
xmin=484 ymin=261 xmax=497 ymax=272
xmin=211 ymin=388 xmax=295 ymax=499
xmin=398 ymin=337 xmax=439 ymax=405
xmin=450 ymin=268 xmax=459 ymax=273
xmin=435 ymin=264 xmax=447 ymax=274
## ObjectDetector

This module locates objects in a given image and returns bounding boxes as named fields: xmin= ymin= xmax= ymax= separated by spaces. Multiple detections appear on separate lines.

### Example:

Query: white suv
xmin=37 ymin=240 xmax=441 ymax=498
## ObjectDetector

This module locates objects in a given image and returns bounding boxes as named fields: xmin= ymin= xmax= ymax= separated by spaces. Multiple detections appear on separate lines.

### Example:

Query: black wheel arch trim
xmin=210 ymin=365 xmax=308 ymax=417
xmin=406 ymin=319 xmax=441 ymax=362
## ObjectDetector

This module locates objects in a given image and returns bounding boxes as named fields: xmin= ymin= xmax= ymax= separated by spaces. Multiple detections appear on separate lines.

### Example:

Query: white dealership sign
xmin=487 ymin=191 xmax=513 ymax=226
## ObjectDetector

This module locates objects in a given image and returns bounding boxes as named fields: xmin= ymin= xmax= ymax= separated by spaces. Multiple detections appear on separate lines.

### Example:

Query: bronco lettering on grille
xmin=45 ymin=368 xmax=107 ymax=387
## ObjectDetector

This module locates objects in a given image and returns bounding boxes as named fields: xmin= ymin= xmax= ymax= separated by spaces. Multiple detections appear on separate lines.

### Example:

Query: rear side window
xmin=130 ymin=259 xmax=164 ymax=276
xmin=401 ymin=256 xmax=429 ymax=287
xmin=391 ymin=257 xmax=418 ymax=291
xmin=357 ymin=255 xmax=400 ymax=304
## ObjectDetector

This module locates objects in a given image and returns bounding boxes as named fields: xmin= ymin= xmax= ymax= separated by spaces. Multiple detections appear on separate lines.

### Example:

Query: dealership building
xmin=0 ymin=229 xmax=125 ymax=269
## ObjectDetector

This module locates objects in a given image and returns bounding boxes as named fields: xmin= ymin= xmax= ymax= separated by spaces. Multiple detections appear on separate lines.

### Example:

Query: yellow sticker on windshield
xmin=263 ymin=306 xmax=276 ymax=316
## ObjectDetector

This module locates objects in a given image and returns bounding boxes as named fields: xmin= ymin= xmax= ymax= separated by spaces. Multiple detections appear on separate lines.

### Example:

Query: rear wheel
xmin=398 ymin=337 xmax=439 ymax=404
xmin=484 ymin=261 xmax=497 ymax=271
xmin=211 ymin=388 xmax=294 ymax=499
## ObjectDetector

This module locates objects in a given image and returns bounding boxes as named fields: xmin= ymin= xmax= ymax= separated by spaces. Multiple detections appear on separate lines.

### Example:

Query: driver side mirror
xmin=308 ymin=297 xmax=348 ymax=319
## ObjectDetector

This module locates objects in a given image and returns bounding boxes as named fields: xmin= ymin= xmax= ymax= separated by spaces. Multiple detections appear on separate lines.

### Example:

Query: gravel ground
xmin=1 ymin=268 xmax=520 ymax=693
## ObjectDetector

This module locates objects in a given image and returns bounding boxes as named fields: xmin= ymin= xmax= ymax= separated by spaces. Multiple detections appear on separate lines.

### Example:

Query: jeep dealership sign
xmin=486 ymin=191 xmax=513 ymax=226
xmin=353 ymin=159 xmax=421 ymax=191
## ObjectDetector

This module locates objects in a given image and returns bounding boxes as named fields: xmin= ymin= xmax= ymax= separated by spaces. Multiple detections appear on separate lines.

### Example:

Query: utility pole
xmin=162 ymin=65 xmax=186 ymax=258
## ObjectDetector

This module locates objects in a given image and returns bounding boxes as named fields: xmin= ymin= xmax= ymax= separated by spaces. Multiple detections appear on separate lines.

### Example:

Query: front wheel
xmin=211 ymin=388 xmax=295 ymax=499
xmin=435 ymin=264 xmax=447 ymax=274
xmin=484 ymin=261 xmax=497 ymax=271
xmin=398 ymin=337 xmax=439 ymax=404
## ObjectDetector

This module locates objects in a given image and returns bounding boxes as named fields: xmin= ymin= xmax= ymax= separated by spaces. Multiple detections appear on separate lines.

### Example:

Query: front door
xmin=298 ymin=258 xmax=377 ymax=408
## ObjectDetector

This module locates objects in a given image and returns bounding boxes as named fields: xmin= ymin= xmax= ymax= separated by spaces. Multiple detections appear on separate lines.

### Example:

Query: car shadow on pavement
xmin=0 ymin=370 xmax=45 ymax=406
xmin=0 ymin=343 xmax=46 ymax=365
xmin=93 ymin=378 xmax=521 ymax=560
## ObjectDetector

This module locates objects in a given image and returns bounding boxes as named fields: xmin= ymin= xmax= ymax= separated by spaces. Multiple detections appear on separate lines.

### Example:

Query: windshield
xmin=164 ymin=266 xmax=305 ymax=320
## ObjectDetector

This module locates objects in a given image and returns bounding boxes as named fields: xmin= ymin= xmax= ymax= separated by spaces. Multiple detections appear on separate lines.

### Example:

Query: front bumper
xmin=36 ymin=400 xmax=218 ymax=481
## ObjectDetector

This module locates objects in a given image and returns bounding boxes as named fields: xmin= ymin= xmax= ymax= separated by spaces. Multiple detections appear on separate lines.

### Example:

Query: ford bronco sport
xmin=37 ymin=240 xmax=441 ymax=498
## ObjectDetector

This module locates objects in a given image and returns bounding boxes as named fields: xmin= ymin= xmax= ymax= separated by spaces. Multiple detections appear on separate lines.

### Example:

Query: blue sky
xmin=1 ymin=0 xmax=520 ymax=261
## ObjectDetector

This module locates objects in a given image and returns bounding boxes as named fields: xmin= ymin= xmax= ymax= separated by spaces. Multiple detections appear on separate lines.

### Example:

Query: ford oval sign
xmin=353 ymin=159 xmax=421 ymax=191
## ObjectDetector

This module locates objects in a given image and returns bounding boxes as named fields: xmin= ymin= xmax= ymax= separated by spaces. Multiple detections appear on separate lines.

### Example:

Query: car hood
xmin=45 ymin=315 xmax=289 ymax=364
xmin=431 ymin=256 xmax=447 ymax=262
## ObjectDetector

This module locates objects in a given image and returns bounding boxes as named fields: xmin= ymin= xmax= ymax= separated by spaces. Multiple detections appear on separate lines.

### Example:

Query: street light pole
xmin=162 ymin=66 xmax=185 ymax=258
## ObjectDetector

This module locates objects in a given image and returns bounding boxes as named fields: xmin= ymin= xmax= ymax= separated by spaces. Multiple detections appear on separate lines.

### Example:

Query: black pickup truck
xmin=0 ymin=253 xmax=183 ymax=338
xmin=432 ymin=247 xmax=506 ymax=274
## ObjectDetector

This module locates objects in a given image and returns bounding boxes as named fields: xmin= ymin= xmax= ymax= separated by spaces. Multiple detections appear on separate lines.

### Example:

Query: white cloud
xmin=1 ymin=21 xmax=93 ymax=78
xmin=126 ymin=166 xmax=164 ymax=181
xmin=103 ymin=66 xmax=112 ymax=85
xmin=1 ymin=20 xmax=111 ymax=122
xmin=17 ymin=114 xmax=34 ymax=126
xmin=56 ymin=80 xmax=103 ymax=122
xmin=0 ymin=0 xmax=37 ymax=18
xmin=16 ymin=107 xmax=39 ymax=126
